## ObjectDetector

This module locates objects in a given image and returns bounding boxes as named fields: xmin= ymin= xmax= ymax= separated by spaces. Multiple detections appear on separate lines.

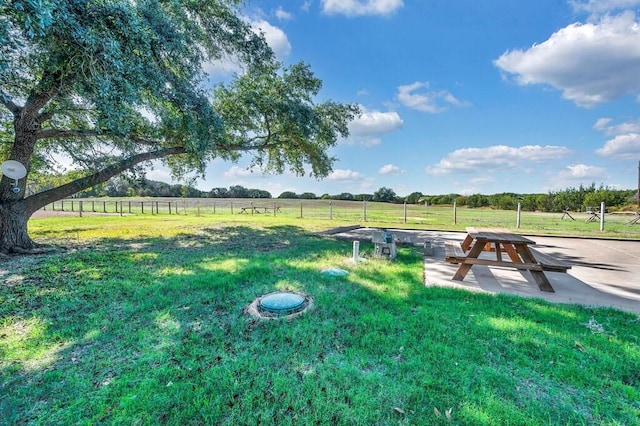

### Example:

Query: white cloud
xmin=425 ymin=145 xmax=572 ymax=175
xmin=593 ymin=117 xmax=613 ymax=130
xmin=593 ymin=117 xmax=640 ymax=158
xmin=569 ymin=0 xmax=640 ymax=16
xmin=495 ymin=12 xmax=640 ymax=107
xmin=596 ymin=133 xmax=640 ymax=158
xmin=275 ymin=7 xmax=293 ymax=20
xmin=345 ymin=106 xmax=403 ymax=146
xmin=204 ymin=19 xmax=292 ymax=78
xmin=249 ymin=19 xmax=291 ymax=59
xmin=223 ymin=165 xmax=265 ymax=178
xmin=558 ymin=163 xmax=608 ymax=179
xmin=378 ymin=164 xmax=405 ymax=175
xmin=326 ymin=169 xmax=365 ymax=181
xmin=593 ymin=116 xmax=640 ymax=136
xmin=321 ymin=0 xmax=403 ymax=16
xmin=397 ymin=82 xmax=470 ymax=113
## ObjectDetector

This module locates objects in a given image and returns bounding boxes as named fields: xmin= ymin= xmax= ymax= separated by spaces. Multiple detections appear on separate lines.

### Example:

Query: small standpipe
xmin=353 ymin=241 xmax=360 ymax=262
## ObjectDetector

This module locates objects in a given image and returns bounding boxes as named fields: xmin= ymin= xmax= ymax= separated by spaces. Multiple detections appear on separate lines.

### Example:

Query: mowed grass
xmin=1 ymin=215 xmax=639 ymax=425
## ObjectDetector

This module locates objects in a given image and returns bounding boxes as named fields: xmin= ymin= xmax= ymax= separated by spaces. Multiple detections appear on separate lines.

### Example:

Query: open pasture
xmin=44 ymin=197 xmax=640 ymax=239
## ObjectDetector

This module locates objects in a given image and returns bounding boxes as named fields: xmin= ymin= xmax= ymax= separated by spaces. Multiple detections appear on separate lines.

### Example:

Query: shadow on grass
xmin=1 ymin=224 xmax=639 ymax=425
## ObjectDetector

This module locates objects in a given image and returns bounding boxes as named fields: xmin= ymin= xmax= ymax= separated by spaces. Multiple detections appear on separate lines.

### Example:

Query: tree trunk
xmin=0 ymin=200 xmax=37 ymax=254
xmin=0 ymin=146 xmax=186 ymax=254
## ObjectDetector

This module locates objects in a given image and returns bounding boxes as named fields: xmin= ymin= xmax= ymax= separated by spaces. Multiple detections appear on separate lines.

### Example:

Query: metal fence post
xmin=600 ymin=202 xmax=605 ymax=231
xmin=363 ymin=199 xmax=367 ymax=222
xmin=517 ymin=202 xmax=521 ymax=228
xmin=453 ymin=201 xmax=457 ymax=224
xmin=404 ymin=201 xmax=407 ymax=224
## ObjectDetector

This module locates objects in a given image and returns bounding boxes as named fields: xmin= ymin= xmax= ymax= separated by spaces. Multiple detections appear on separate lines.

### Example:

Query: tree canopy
xmin=0 ymin=0 xmax=359 ymax=253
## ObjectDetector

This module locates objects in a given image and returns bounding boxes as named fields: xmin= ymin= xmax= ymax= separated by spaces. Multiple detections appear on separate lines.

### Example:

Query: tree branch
xmin=23 ymin=146 xmax=186 ymax=213
xmin=36 ymin=128 xmax=103 ymax=140
xmin=37 ymin=128 xmax=163 ymax=147
xmin=0 ymin=91 xmax=21 ymax=114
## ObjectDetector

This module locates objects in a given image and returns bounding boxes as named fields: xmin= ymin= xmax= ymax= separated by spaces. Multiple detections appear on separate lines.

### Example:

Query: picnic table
xmin=561 ymin=209 xmax=575 ymax=221
xmin=585 ymin=208 xmax=601 ymax=222
xmin=628 ymin=211 xmax=640 ymax=225
xmin=444 ymin=227 xmax=571 ymax=293
xmin=238 ymin=206 xmax=281 ymax=214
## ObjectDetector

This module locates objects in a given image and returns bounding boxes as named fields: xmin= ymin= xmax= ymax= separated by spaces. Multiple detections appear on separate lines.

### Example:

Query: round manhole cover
xmin=259 ymin=292 xmax=306 ymax=315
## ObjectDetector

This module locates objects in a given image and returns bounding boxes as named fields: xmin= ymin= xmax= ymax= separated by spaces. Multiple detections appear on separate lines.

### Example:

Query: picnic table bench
xmin=444 ymin=227 xmax=571 ymax=292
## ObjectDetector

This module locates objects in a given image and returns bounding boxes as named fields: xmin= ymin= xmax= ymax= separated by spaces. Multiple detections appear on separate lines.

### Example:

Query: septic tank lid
xmin=259 ymin=292 xmax=306 ymax=315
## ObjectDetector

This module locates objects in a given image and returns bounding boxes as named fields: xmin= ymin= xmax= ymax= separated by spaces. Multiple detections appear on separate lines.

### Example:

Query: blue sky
xmin=149 ymin=0 xmax=640 ymax=197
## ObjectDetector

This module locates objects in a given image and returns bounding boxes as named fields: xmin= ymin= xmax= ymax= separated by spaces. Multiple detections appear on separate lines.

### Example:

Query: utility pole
xmin=637 ymin=160 xmax=640 ymax=207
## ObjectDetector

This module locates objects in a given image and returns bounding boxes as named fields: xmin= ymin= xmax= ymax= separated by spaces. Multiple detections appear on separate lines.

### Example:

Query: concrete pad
xmin=325 ymin=227 xmax=640 ymax=314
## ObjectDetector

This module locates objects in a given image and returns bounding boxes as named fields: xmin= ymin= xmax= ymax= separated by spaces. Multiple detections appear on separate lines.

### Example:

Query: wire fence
xmin=42 ymin=198 xmax=640 ymax=236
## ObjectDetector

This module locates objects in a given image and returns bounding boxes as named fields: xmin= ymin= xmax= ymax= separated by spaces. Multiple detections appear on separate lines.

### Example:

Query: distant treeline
xmin=58 ymin=177 xmax=637 ymax=213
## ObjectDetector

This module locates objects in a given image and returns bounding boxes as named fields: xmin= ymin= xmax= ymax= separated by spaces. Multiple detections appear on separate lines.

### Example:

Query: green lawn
xmin=1 ymin=215 xmax=639 ymax=425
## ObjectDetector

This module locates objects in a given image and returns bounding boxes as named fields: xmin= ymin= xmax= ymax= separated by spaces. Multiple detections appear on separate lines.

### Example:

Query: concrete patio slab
xmin=324 ymin=227 xmax=640 ymax=314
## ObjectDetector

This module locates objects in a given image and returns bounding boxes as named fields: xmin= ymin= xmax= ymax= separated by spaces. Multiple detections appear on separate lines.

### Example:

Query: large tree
xmin=0 ymin=0 xmax=359 ymax=254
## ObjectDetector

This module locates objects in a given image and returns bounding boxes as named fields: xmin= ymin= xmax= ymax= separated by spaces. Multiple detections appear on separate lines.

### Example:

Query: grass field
xmin=1 ymin=214 xmax=639 ymax=424
xmin=45 ymin=197 xmax=640 ymax=239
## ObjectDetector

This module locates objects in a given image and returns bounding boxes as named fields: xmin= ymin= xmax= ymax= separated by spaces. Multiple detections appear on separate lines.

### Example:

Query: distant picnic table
xmin=238 ymin=206 xmax=281 ymax=214
xmin=585 ymin=207 xmax=601 ymax=223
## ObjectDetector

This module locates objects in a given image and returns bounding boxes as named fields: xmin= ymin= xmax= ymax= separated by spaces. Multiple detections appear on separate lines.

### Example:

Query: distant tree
xmin=103 ymin=177 xmax=130 ymax=197
xmin=354 ymin=193 xmax=371 ymax=201
xmin=583 ymin=186 xmax=631 ymax=210
xmin=278 ymin=191 xmax=299 ymax=199
xmin=248 ymin=189 xmax=271 ymax=199
xmin=299 ymin=192 xmax=316 ymax=199
xmin=405 ymin=191 xmax=423 ymax=204
xmin=336 ymin=192 xmax=354 ymax=201
xmin=320 ymin=193 xmax=331 ymax=199
xmin=430 ymin=194 xmax=459 ymax=205
xmin=227 ymin=185 xmax=250 ymax=198
xmin=372 ymin=187 xmax=396 ymax=202
xmin=467 ymin=194 xmax=490 ymax=208
xmin=490 ymin=193 xmax=518 ymax=210
xmin=209 ymin=187 xmax=229 ymax=198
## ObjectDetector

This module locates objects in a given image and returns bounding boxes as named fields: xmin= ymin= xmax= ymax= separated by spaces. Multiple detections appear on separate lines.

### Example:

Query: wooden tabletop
xmin=466 ymin=227 xmax=536 ymax=245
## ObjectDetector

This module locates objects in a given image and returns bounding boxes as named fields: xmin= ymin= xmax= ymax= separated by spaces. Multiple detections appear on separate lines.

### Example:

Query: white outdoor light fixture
xmin=1 ymin=160 xmax=27 ymax=193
